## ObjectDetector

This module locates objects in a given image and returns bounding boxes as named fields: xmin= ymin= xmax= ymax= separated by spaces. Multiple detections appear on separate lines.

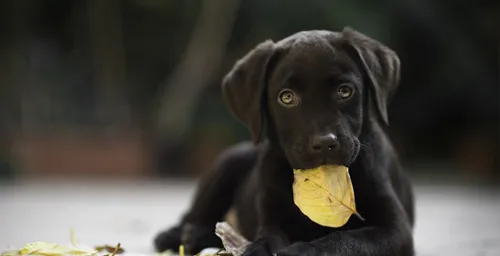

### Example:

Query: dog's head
xmin=222 ymin=28 xmax=400 ymax=169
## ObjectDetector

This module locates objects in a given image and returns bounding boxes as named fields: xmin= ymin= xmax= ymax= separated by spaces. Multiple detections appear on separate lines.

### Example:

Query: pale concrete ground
xmin=0 ymin=179 xmax=499 ymax=256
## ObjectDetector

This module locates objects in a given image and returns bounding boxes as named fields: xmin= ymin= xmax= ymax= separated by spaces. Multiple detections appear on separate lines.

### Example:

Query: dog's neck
xmin=258 ymin=139 xmax=291 ymax=169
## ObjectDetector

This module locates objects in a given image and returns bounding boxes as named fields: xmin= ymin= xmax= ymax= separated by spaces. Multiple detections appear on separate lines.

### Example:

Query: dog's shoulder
xmin=216 ymin=141 xmax=259 ymax=165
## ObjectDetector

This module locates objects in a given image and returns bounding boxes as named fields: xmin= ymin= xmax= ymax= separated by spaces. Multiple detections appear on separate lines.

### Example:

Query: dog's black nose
xmin=310 ymin=133 xmax=339 ymax=153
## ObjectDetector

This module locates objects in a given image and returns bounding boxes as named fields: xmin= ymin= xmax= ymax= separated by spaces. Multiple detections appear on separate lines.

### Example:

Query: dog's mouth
xmin=289 ymin=138 xmax=361 ymax=169
xmin=291 ymin=158 xmax=352 ymax=170
xmin=288 ymin=154 xmax=358 ymax=170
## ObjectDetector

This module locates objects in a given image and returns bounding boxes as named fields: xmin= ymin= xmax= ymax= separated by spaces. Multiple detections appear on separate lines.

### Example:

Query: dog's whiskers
xmin=359 ymin=142 xmax=373 ymax=155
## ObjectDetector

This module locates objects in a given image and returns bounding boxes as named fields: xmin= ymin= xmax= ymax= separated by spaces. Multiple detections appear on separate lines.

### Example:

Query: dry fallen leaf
xmin=214 ymin=222 xmax=249 ymax=256
xmin=0 ymin=230 xmax=126 ymax=256
xmin=2 ymin=242 xmax=99 ymax=256
xmin=293 ymin=165 xmax=363 ymax=228
xmin=94 ymin=244 xmax=124 ymax=255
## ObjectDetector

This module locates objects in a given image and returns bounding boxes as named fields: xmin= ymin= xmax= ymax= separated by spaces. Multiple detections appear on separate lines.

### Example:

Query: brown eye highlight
xmin=337 ymin=84 xmax=354 ymax=100
xmin=278 ymin=89 xmax=299 ymax=107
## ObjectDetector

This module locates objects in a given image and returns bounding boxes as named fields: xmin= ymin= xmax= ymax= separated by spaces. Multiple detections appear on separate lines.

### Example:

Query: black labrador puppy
xmin=154 ymin=27 xmax=415 ymax=256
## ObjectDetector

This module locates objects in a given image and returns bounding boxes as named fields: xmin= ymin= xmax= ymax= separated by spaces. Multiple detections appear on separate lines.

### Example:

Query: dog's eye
xmin=278 ymin=89 xmax=299 ymax=107
xmin=337 ymin=84 xmax=354 ymax=100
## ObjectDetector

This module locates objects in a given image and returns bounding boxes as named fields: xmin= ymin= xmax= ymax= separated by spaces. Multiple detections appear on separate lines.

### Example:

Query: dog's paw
xmin=181 ymin=223 xmax=223 ymax=255
xmin=154 ymin=225 xmax=183 ymax=253
xmin=276 ymin=242 xmax=320 ymax=256
xmin=241 ymin=242 xmax=273 ymax=256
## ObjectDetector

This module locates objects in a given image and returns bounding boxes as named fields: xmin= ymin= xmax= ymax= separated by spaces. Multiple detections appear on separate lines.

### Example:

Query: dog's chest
xmin=279 ymin=196 xmax=363 ymax=242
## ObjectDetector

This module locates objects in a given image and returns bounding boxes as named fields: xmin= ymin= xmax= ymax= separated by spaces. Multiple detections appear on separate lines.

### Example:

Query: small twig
xmin=110 ymin=243 xmax=121 ymax=256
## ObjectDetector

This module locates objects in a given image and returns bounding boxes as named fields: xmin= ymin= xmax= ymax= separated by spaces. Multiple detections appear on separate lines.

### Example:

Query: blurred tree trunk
xmin=155 ymin=0 xmax=240 ymax=143
xmin=0 ymin=1 xmax=14 ymax=178
xmin=87 ymin=0 xmax=130 ymax=131
xmin=0 ymin=0 xmax=32 ymax=178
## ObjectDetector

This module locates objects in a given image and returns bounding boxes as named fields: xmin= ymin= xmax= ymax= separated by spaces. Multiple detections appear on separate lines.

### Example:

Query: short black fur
xmin=154 ymin=27 xmax=415 ymax=256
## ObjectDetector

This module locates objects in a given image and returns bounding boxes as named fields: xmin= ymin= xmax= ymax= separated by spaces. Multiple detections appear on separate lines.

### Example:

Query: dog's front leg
xmin=242 ymin=226 xmax=290 ymax=256
xmin=277 ymin=225 xmax=413 ymax=256
xmin=242 ymin=187 xmax=291 ymax=256
xmin=277 ymin=192 xmax=414 ymax=256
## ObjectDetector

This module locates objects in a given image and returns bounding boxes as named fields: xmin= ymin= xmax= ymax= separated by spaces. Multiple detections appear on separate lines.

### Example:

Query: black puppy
xmin=155 ymin=27 xmax=415 ymax=256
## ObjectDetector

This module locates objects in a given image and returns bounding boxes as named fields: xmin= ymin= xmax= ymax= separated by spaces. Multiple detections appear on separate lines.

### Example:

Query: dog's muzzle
xmin=290 ymin=133 xmax=360 ymax=168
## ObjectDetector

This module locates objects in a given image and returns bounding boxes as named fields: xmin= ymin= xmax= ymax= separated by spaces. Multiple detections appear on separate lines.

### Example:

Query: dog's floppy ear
xmin=341 ymin=27 xmax=401 ymax=125
xmin=222 ymin=40 xmax=276 ymax=143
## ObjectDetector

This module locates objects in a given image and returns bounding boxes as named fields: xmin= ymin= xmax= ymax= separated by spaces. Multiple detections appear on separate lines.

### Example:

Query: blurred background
xmin=0 ymin=0 xmax=498 ymax=255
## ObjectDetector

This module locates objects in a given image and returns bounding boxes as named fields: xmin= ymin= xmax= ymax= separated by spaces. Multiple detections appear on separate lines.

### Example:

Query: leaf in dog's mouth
xmin=292 ymin=165 xmax=364 ymax=228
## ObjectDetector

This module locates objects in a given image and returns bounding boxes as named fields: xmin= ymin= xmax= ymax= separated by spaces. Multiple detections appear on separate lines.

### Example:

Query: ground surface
xmin=1 ymin=179 xmax=499 ymax=256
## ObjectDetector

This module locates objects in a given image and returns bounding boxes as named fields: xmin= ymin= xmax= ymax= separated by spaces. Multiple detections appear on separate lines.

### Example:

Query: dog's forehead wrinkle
xmin=274 ymin=32 xmax=338 ymax=63
xmin=290 ymin=37 xmax=337 ymax=63
xmin=269 ymin=31 xmax=362 ymax=94
xmin=277 ymin=50 xmax=338 ymax=81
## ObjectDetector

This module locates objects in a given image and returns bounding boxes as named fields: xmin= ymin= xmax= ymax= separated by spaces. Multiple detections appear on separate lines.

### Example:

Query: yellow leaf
xmin=178 ymin=245 xmax=184 ymax=256
xmin=5 ymin=242 xmax=99 ymax=256
xmin=293 ymin=165 xmax=362 ymax=228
